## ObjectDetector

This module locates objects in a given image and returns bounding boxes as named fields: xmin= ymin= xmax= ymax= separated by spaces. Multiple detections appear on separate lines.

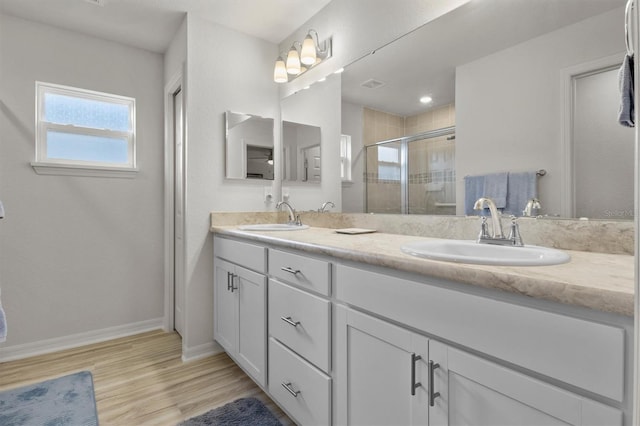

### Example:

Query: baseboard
xmin=181 ymin=340 xmax=223 ymax=362
xmin=0 ymin=317 xmax=164 ymax=362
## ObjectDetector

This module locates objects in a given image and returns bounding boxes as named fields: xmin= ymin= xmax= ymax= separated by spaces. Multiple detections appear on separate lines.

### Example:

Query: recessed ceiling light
xmin=420 ymin=96 xmax=433 ymax=104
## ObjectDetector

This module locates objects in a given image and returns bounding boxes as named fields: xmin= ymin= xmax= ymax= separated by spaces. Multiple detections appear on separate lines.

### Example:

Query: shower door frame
xmin=365 ymin=126 xmax=456 ymax=214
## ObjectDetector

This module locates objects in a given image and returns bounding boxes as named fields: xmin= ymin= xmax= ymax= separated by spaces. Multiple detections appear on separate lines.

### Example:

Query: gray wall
xmin=0 ymin=14 xmax=164 ymax=357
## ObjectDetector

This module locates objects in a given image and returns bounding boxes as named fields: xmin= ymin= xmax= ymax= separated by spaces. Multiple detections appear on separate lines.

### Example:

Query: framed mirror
xmin=341 ymin=0 xmax=632 ymax=219
xmin=225 ymin=111 xmax=274 ymax=180
xmin=282 ymin=120 xmax=322 ymax=183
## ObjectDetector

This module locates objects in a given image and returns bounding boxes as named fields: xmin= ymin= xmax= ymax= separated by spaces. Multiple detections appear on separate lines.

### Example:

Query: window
xmin=340 ymin=134 xmax=352 ymax=182
xmin=377 ymin=145 xmax=401 ymax=181
xmin=33 ymin=82 xmax=136 ymax=177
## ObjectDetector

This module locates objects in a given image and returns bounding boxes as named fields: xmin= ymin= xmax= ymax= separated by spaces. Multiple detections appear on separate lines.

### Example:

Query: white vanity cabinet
xmin=335 ymin=263 xmax=627 ymax=426
xmin=335 ymin=305 xmax=621 ymax=425
xmin=213 ymin=237 xmax=267 ymax=387
xmin=211 ymin=233 xmax=631 ymax=426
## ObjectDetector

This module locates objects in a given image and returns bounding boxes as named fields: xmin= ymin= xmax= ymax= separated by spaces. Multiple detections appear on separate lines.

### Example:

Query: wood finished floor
xmin=0 ymin=330 xmax=294 ymax=425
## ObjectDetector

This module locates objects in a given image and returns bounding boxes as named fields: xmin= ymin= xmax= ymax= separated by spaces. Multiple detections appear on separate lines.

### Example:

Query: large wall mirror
xmin=225 ymin=111 xmax=275 ymax=180
xmin=282 ymin=120 xmax=322 ymax=183
xmin=341 ymin=0 xmax=633 ymax=219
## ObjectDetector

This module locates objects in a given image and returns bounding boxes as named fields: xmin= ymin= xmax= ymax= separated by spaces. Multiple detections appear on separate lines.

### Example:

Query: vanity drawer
xmin=268 ymin=249 xmax=331 ymax=296
xmin=269 ymin=279 xmax=331 ymax=372
xmin=269 ymin=337 xmax=331 ymax=426
xmin=214 ymin=236 xmax=266 ymax=273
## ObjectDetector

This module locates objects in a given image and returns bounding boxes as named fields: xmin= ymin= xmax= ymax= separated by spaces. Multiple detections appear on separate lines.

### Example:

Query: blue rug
xmin=0 ymin=371 xmax=98 ymax=426
xmin=178 ymin=397 xmax=282 ymax=426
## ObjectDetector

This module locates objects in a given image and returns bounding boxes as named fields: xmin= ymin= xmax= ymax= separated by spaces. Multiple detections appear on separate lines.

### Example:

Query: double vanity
xmin=211 ymin=212 xmax=634 ymax=425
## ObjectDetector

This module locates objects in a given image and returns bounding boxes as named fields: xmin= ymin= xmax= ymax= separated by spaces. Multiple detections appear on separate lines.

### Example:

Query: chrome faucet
xmin=319 ymin=201 xmax=335 ymax=213
xmin=522 ymin=198 xmax=541 ymax=217
xmin=276 ymin=201 xmax=302 ymax=226
xmin=473 ymin=197 xmax=504 ymax=239
xmin=473 ymin=197 xmax=524 ymax=246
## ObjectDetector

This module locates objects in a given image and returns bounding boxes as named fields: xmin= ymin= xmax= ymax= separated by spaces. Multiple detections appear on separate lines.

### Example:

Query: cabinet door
xmin=428 ymin=341 xmax=622 ymax=426
xmin=213 ymin=258 xmax=237 ymax=353
xmin=335 ymin=306 xmax=429 ymax=426
xmin=236 ymin=266 xmax=267 ymax=387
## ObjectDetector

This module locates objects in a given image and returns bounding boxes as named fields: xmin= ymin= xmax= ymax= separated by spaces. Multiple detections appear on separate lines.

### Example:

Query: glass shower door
xmin=407 ymin=133 xmax=456 ymax=215
xmin=365 ymin=139 xmax=403 ymax=214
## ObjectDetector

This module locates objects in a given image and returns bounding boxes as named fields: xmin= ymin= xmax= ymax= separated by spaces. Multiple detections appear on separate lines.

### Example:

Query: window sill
xmin=31 ymin=162 xmax=139 ymax=178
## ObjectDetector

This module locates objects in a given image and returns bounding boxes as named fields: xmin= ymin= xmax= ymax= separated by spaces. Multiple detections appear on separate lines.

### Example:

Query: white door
xmin=572 ymin=66 xmax=634 ymax=219
xmin=302 ymin=144 xmax=321 ymax=182
xmin=236 ymin=266 xmax=267 ymax=386
xmin=428 ymin=340 xmax=622 ymax=426
xmin=213 ymin=259 xmax=237 ymax=354
xmin=173 ymin=88 xmax=185 ymax=336
xmin=336 ymin=306 xmax=429 ymax=426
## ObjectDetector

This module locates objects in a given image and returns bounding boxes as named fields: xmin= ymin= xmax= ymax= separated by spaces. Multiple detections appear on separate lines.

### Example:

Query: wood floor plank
xmin=0 ymin=331 xmax=294 ymax=425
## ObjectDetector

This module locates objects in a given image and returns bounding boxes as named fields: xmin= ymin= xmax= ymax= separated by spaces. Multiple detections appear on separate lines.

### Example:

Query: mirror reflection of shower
xmin=366 ymin=127 xmax=456 ymax=214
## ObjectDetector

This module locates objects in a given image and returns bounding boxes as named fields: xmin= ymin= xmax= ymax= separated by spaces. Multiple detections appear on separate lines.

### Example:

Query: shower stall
xmin=365 ymin=126 xmax=456 ymax=214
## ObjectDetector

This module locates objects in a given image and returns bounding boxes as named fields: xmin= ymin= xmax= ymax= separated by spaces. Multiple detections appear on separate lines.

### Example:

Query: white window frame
xmin=32 ymin=81 xmax=137 ymax=178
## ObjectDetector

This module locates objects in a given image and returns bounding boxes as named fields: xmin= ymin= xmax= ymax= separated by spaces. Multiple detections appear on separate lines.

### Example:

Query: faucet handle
xmin=508 ymin=216 xmax=524 ymax=246
xmin=477 ymin=216 xmax=490 ymax=241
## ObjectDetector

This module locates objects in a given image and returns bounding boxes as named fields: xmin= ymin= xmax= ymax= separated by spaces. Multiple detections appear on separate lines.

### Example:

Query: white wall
xmin=341 ymin=101 xmax=365 ymax=213
xmin=0 ymin=14 xmax=164 ymax=356
xmin=280 ymin=74 xmax=342 ymax=211
xmin=182 ymin=14 xmax=279 ymax=355
xmin=455 ymin=7 xmax=624 ymax=216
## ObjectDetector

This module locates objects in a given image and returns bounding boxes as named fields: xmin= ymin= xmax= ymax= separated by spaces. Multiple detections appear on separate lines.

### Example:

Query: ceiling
xmin=0 ymin=0 xmax=333 ymax=53
xmin=341 ymin=0 xmax=625 ymax=117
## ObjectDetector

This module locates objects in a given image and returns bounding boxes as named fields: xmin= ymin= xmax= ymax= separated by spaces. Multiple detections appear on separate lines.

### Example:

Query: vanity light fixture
xmin=274 ymin=30 xmax=332 ymax=83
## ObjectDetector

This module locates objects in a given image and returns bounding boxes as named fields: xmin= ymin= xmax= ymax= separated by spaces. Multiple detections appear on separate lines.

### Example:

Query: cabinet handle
xmin=281 ymin=266 xmax=301 ymax=275
xmin=230 ymin=274 xmax=238 ymax=292
xmin=411 ymin=353 xmax=422 ymax=396
xmin=226 ymin=272 xmax=232 ymax=291
xmin=281 ymin=382 xmax=301 ymax=397
xmin=281 ymin=316 xmax=301 ymax=327
xmin=429 ymin=360 xmax=441 ymax=406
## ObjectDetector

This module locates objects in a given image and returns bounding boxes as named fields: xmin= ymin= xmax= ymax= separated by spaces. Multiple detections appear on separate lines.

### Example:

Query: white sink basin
xmin=400 ymin=239 xmax=570 ymax=266
xmin=238 ymin=223 xmax=310 ymax=231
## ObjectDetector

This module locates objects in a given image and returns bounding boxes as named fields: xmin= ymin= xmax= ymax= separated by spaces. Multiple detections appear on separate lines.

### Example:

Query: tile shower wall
xmin=364 ymin=104 xmax=456 ymax=214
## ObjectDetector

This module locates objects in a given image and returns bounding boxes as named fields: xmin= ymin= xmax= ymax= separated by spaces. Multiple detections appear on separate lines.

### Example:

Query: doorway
xmin=164 ymin=71 xmax=185 ymax=338
xmin=571 ymin=65 xmax=634 ymax=219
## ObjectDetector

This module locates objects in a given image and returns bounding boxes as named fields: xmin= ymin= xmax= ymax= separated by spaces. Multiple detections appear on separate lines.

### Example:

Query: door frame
xmin=163 ymin=67 xmax=186 ymax=334
xmin=560 ymin=52 xmax=624 ymax=218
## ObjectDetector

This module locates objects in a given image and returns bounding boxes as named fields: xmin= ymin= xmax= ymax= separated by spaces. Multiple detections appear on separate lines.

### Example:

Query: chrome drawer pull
xmin=281 ymin=382 xmax=301 ymax=397
xmin=281 ymin=316 xmax=301 ymax=327
xmin=281 ymin=266 xmax=301 ymax=275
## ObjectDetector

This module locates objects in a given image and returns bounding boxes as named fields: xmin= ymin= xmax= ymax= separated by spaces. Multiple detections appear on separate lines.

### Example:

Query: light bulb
xmin=300 ymin=34 xmax=317 ymax=66
xmin=286 ymin=46 xmax=301 ymax=75
xmin=273 ymin=56 xmax=288 ymax=83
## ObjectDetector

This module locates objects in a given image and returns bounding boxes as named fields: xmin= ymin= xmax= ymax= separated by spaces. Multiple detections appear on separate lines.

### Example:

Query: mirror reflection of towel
xmin=618 ymin=54 xmax=634 ymax=127
xmin=505 ymin=172 xmax=537 ymax=215
xmin=483 ymin=172 xmax=508 ymax=208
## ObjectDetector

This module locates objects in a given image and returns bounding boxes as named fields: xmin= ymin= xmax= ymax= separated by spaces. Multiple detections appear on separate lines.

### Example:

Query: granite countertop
xmin=211 ymin=225 xmax=634 ymax=317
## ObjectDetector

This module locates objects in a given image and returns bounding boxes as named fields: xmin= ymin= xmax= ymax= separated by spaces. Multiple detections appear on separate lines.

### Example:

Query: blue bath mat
xmin=178 ymin=397 xmax=282 ymax=426
xmin=0 ymin=370 xmax=98 ymax=426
